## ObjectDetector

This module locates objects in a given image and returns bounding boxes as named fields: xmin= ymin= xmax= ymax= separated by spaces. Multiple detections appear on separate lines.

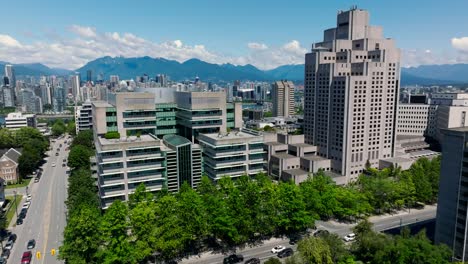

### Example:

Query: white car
xmin=271 ymin=245 xmax=285 ymax=253
xmin=343 ymin=233 xmax=356 ymax=242
xmin=26 ymin=195 xmax=32 ymax=202
xmin=52 ymin=162 xmax=56 ymax=167
xmin=22 ymin=201 xmax=30 ymax=209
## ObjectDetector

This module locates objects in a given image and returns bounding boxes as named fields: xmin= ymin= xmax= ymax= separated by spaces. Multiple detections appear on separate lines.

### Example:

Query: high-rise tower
xmin=304 ymin=7 xmax=400 ymax=181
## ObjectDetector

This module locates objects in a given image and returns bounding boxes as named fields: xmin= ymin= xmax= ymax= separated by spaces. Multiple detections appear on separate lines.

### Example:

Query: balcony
xmin=100 ymin=184 xmax=125 ymax=198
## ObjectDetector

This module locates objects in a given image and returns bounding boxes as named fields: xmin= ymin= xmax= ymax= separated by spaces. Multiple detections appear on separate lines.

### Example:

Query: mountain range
xmin=0 ymin=61 xmax=71 ymax=77
xmin=4 ymin=56 xmax=468 ymax=86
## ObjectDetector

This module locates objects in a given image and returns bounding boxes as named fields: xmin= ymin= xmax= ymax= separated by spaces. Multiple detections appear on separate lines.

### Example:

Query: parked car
xmin=55 ymin=153 xmax=59 ymax=156
xmin=245 ymin=258 xmax=260 ymax=264
xmin=7 ymin=234 xmax=16 ymax=242
xmin=22 ymin=202 xmax=30 ymax=209
xmin=26 ymin=239 xmax=35 ymax=250
xmin=1 ymin=248 xmax=10 ymax=259
xmin=21 ymin=251 xmax=32 ymax=264
xmin=313 ymin=229 xmax=330 ymax=237
xmin=0 ymin=256 xmax=7 ymax=263
xmin=277 ymin=248 xmax=294 ymax=258
xmin=343 ymin=233 xmax=356 ymax=242
xmin=271 ymin=245 xmax=285 ymax=253
xmin=16 ymin=218 xmax=23 ymax=225
xmin=223 ymin=254 xmax=244 ymax=264
xmin=26 ymin=196 xmax=32 ymax=202
xmin=4 ymin=240 xmax=13 ymax=250
xmin=51 ymin=163 xmax=56 ymax=167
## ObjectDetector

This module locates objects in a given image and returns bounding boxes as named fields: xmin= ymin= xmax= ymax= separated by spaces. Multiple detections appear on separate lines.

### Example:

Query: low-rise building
xmin=198 ymin=129 xmax=265 ymax=181
xmin=5 ymin=113 xmax=36 ymax=130
xmin=0 ymin=148 xmax=21 ymax=183
xmin=264 ymin=133 xmax=331 ymax=184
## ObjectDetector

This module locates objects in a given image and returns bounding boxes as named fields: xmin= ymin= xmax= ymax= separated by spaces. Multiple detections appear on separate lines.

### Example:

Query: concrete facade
xmin=304 ymin=8 xmax=400 ymax=182
xmin=75 ymin=101 xmax=93 ymax=134
xmin=397 ymin=104 xmax=437 ymax=138
xmin=272 ymin=81 xmax=295 ymax=117
xmin=5 ymin=112 xmax=36 ymax=130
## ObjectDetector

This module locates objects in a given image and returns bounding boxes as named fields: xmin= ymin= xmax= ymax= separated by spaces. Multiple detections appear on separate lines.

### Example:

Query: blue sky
xmin=1 ymin=0 xmax=467 ymax=69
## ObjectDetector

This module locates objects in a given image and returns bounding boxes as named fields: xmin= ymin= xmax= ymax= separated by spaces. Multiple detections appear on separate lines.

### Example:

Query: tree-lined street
xmin=7 ymin=137 xmax=69 ymax=264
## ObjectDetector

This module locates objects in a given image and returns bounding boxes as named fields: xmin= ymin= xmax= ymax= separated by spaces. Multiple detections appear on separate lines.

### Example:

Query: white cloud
xmin=69 ymin=25 xmax=97 ymax=38
xmin=247 ymin=42 xmax=268 ymax=50
xmin=0 ymin=35 xmax=22 ymax=48
xmin=0 ymin=26 xmax=311 ymax=70
xmin=452 ymin=37 xmax=468 ymax=52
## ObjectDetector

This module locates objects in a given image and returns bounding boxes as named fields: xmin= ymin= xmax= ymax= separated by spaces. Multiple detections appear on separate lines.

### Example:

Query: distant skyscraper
xmin=71 ymin=74 xmax=80 ymax=102
xmin=86 ymin=70 xmax=92 ymax=82
xmin=304 ymin=7 xmax=400 ymax=181
xmin=53 ymin=86 xmax=66 ymax=113
xmin=272 ymin=80 xmax=295 ymax=117
xmin=4 ymin=65 xmax=15 ymax=88
xmin=110 ymin=75 xmax=119 ymax=87
xmin=2 ymin=86 xmax=15 ymax=107
xmin=22 ymin=89 xmax=42 ymax=113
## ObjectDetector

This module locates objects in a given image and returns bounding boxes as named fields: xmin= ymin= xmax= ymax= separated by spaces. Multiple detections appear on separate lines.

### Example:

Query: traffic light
xmin=51 ymin=248 xmax=56 ymax=256
xmin=36 ymin=251 xmax=41 ymax=259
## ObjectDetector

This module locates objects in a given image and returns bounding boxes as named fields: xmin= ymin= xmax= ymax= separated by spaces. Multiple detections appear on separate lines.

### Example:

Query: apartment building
xmin=396 ymin=104 xmax=437 ymax=137
xmin=5 ymin=112 xmax=37 ymax=130
xmin=75 ymin=101 xmax=93 ymax=134
xmin=198 ymin=129 xmax=265 ymax=181
xmin=435 ymin=127 xmax=468 ymax=261
xmin=304 ymin=7 xmax=400 ymax=181
xmin=272 ymin=80 xmax=295 ymax=117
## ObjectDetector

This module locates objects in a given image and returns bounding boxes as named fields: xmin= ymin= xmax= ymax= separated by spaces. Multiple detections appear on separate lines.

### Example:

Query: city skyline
xmin=0 ymin=0 xmax=467 ymax=70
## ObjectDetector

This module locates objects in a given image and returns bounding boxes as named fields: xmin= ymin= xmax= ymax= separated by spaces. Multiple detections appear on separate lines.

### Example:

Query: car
xmin=26 ymin=239 xmax=35 ymax=250
xmin=62 ymin=163 xmax=66 ymax=167
xmin=21 ymin=251 xmax=32 ymax=264
xmin=16 ymin=218 xmax=23 ymax=225
xmin=26 ymin=196 xmax=31 ymax=202
xmin=271 ymin=245 xmax=286 ymax=253
xmin=244 ymin=258 xmax=260 ymax=264
xmin=52 ymin=162 xmax=56 ymax=167
xmin=277 ymin=248 xmax=294 ymax=258
xmin=34 ymin=178 xmax=39 ymax=183
xmin=22 ymin=202 xmax=30 ymax=209
xmin=289 ymin=236 xmax=300 ymax=245
xmin=63 ymin=158 xmax=66 ymax=162
xmin=20 ymin=208 xmax=27 ymax=216
xmin=7 ymin=234 xmax=16 ymax=242
xmin=1 ymin=248 xmax=10 ymax=259
xmin=343 ymin=233 xmax=356 ymax=242
xmin=55 ymin=153 xmax=59 ymax=156
xmin=4 ymin=240 xmax=13 ymax=250
xmin=313 ymin=229 xmax=330 ymax=237
xmin=59 ymin=144 xmax=62 ymax=147
xmin=223 ymin=254 xmax=244 ymax=264
xmin=0 ymin=256 xmax=7 ymax=263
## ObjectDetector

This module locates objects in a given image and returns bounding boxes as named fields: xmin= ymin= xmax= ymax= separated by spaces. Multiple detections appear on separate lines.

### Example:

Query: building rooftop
xmin=272 ymin=153 xmax=297 ymax=159
xmin=301 ymin=154 xmax=329 ymax=161
xmin=98 ymin=134 xmax=159 ymax=146
xmin=163 ymin=134 xmax=191 ymax=147
xmin=92 ymin=101 xmax=113 ymax=108
xmin=264 ymin=141 xmax=286 ymax=146
xmin=200 ymin=130 xmax=261 ymax=141
xmin=283 ymin=168 xmax=308 ymax=176
xmin=290 ymin=143 xmax=315 ymax=148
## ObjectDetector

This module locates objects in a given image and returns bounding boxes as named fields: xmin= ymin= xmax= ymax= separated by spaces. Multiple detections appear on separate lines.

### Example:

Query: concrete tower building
xmin=71 ymin=74 xmax=80 ymax=102
xmin=304 ymin=7 xmax=400 ymax=181
xmin=4 ymin=65 xmax=15 ymax=88
xmin=272 ymin=80 xmax=295 ymax=117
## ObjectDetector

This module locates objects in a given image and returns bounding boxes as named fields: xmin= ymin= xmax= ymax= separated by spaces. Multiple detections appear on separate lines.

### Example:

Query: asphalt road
xmin=6 ymin=137 xmax=69 ymax=264
xmin=180 ymin=206 xmax=437 ymax=264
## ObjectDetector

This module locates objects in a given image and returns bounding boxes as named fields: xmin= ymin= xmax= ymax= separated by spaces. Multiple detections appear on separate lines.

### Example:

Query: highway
xmin=180 ymin=206 xmax=437 ymax=264
xmin=7 ymin=137 xmax=69 ymax=264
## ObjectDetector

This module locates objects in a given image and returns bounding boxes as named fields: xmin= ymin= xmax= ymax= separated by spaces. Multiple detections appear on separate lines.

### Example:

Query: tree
xmin=67 ymin=121 xmax=76 ymax=136
xmin=264 ymin=258 xmax=282 ymax=264
xmin=297 ymin=237 xmax=333 ymax=264
xmin=65 ymin=169 xmax=99 ymax=213
xmin=68 ymin=145 xmax=93 ymax=169
xmin=59 ymin=206 xmax=101 ymax=263
xmin=263 ymin=125 xmax=275 ymax=132
xmin=321 ymin=232 xmax=351 ymax=263
xmin=129 ymin=197 xmax=157 ymax=262
xmin=276 ymin=181 xmax=312 ymax=234
xmin=128 ymin=184 xmax=154 ymax=209
xmin=72 ymin=130 xmax=94 ymax=150
xmin=18 ymin=144 xmax=42 ymax=180
xmin=52 ymin=119 xmax=66 ymax=136
xmin=98 ymin=201 xmax=135 ymax=264
xmin=43 ymin=103 xmax=53 ymax=112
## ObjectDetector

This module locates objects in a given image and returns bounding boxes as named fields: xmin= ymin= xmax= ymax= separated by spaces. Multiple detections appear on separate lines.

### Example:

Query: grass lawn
xmin=5 ymin=195 xmax=23 ymax=227
xmin=5 ymin=178 xmax=31 ymax=189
